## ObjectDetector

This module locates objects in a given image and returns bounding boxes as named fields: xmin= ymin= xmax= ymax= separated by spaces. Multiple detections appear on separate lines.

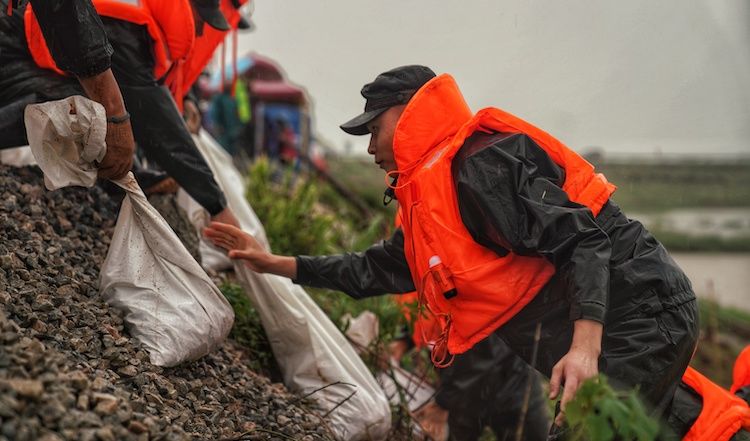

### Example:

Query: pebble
xmin=0 ymin=165 xmax=334 ymax=440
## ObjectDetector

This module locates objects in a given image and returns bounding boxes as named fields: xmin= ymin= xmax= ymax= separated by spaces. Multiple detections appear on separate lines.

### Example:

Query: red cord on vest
xmin=417 ymin=269 xmax=455 ymax=368
xmin=7 ymin=0 xmax=13 ymax=17
xmin=231 ymin=30 xmax=238 ymax=97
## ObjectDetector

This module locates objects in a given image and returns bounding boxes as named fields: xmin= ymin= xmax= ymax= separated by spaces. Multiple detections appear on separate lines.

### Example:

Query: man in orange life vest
xmin=203 ymin=65 xmax=699 ymax=434
xmin=0 ymin=0 xmax=239 ymax=226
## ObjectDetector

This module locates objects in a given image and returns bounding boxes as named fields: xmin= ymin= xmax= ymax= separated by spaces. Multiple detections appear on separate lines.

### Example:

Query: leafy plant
xmin=220 ymin=282 xmax=276 ymax=376
xmin=565 ymin=376 xmax=664 ymax=441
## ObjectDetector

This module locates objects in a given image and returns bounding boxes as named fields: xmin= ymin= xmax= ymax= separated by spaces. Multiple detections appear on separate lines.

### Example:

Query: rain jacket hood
xmin=392 ymin=74 xmax=473 ymax=172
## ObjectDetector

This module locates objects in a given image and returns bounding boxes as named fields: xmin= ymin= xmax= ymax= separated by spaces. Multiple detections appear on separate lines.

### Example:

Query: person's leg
xmin=436 ymin=337 xmax=495 ymax=441
xmin=495 ymin=279 xmax=699 ymax=430
xmin=486 ymin=358 xmax=549 ymax=441
xmin=438 ymin=335 xmax=550 ymax=441
xmin=601 ymin=298 xmax=699 ymax=422
xmin=494 ymin=279 xmax=574 ymax=379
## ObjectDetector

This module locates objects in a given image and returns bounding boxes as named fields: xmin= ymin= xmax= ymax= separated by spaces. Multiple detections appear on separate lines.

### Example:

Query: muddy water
xmin=672 ymin=253 xmax=750 ymax=312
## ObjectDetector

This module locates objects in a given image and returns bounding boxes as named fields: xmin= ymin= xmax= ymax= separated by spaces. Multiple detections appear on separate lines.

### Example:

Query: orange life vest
xmin=24 ymin=0 xmax=195 ymax=107
xmin=392 ymin=74 xmax=616 ymax=359
xmin=180 ymin=0 xmax=247 ymax=99
xmin=731 ymin=346 xmax=750 ymax=395
xmin=392 ymin=210 xmax=441 ymax=349
xmin=682 ymin=366 xmax=750 ymax=441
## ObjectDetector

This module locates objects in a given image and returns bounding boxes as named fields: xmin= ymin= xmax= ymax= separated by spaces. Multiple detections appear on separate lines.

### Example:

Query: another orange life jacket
xmin=24 ymin=0 xmax=195 ymax=108
xmin=731 ymin=345 xmax=750 ymax=395
xmin=392 ymin=210 xmax=441 ymax=349
xmin=682 ymin=366 xmax=750 ymax=441
xmin=180 ymin=0 xmax=247 ymax=100
xmin=392 ymin=74 xmax=616 ymax=361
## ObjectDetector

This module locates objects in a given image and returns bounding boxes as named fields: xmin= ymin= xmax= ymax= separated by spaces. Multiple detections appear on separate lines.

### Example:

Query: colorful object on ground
xmin=682 ymin=366 xmax=750 ymax=441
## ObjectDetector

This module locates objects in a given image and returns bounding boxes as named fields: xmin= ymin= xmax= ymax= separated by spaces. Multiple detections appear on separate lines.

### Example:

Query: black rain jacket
xmin=0 ymin=3 xmax=227 ymax=215
xmin=295 ymin=130 xmax=699 ymax=434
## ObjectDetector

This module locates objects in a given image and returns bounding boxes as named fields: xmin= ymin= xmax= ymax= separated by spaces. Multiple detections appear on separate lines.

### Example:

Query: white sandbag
xmin=180 ymin=129 xmax=391 ymax=440
xmin=25 ymin=96 xmax=234 ymax=367
xmin=0 ymin=146 xmax=37 ymax=167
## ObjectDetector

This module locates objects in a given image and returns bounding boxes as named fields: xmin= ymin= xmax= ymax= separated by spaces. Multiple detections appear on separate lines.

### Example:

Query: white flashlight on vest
xmin=428 ymin=256 xmax=457 ymax=299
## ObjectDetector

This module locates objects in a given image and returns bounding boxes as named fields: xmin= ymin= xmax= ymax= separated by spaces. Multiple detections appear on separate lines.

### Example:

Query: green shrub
xmin=565 ymin=376 xmax=664 ymax=441
xmin=245 ymin=157 xmax=339 ymax=256
xmin=220 ymin=282 xmax=275 ymax=375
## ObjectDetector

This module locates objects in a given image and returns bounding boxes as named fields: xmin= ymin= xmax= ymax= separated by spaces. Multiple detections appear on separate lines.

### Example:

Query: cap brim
xmin=197 ymin=7 xmax=231 ymax=31
xmin=340 ymin=107 xmax=388 ymax=135
xmin=237 ymin=16 xmax=252 ymax=30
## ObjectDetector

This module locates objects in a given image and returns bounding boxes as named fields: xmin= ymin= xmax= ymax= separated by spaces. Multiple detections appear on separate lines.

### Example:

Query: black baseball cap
xmin=191 ymin=0 xmax=231 ymax=31
xmin=229 ymin=0 xmax=252 ymax=30
xmin=340 ymin=65 xmax=436 ymax=136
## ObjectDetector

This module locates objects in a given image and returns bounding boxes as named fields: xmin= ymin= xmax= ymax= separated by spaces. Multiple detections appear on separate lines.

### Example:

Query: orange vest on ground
xmin=682 ymin=366 xmax=750 ymax=441
xmin=731 ymin=345 xmax=750 ymax=395
xmin=392 ymin=74 xmax=616 ymax=357
xmin=25 ymin=0 xmax=195 ymax=107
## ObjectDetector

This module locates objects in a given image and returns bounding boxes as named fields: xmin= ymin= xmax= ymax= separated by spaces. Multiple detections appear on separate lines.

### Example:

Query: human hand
xmin=549 ymin=319 xmax=602 ymax=426
xmin=412 ymin=400 xmax=449 ymax=441
xmin=203 ymin=221 xmax=271 ymax=272
xmin=183 ymin=99 xmax=202 ymax=135
xmin=388 ymin=339 xmax=410 ymax=364
xmin=211 ymin=207 xmax=241 ymax=229
xmin=76 ymin=69 xmax=135 ymax=180
xmin=98 ymin=118 xmax=135 ymax=180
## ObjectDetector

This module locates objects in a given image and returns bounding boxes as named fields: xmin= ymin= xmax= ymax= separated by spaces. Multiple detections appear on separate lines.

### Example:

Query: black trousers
xmin=495 ymin=202 xmax=700 ymax=436
xmin=436 ymin=334 xmax=550 ymax=441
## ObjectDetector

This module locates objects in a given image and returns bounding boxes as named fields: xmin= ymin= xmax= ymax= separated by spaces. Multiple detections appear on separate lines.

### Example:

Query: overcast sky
xmin=237 ymin=1 xmax=750 ymax=158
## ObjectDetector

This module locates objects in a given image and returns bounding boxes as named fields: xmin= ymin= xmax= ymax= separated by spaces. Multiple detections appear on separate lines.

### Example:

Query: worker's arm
xmin=204 ymin=222 xmax=416 ymax=297
xmin=28 ymin=0 xmax=112 ymax=77
xmin=105 ymin=19 xmax=229 ymax=216
xmin=29 ymin=0 xmax=134 ymax=179
xmin=454 ymin=133 xmax=611 ymax=420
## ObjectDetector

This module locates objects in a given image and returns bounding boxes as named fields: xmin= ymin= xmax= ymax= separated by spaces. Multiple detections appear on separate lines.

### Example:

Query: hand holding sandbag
xmin=25 ymin=96 xmax=234 ymax=367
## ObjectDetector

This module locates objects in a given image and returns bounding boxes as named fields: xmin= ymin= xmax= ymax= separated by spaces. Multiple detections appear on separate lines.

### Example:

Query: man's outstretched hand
xmin=549 ymin=319 xmax=602 ymax=426
xmin=203 ymin=222 xmax=297 ymax=278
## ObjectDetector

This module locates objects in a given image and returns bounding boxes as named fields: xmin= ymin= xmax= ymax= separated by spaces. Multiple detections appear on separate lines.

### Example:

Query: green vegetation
xmin=219 ymin=282 xmax=276 ymax=376
xmin=242 ymin=157 xmax=408 ymax=352
xmin=565 ymin=376 xmax=664 ymax=441
xmin=325 ymin=156 xmax=397 ymax=218
xmin=691 ymin=298 xmax=750 ymax=387
xmin=221 ymin=157 xmax=750 ymax=439
xmin=650 ymin=230 xmax=750 ymax=253
xmin=596 ymin=160 xmax=750 ymax=212
xmin=327 ymin=156 xmax=750 ymax=252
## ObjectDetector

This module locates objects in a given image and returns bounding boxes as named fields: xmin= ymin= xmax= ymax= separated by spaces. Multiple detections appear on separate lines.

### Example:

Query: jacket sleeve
xmin=28 ymin=0 xmax=113 ymax=78
xmin=455 ymin=133 xmax=611 ymax=323
xmin=294 ymin=229 xmax=416 ymax=299
xmin=105 ymin=20 xmax=227 ymax=215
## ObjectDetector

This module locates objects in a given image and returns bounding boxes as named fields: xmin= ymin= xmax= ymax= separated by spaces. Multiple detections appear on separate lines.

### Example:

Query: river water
xmin=672 ymin=253 xmax=750 ymax=312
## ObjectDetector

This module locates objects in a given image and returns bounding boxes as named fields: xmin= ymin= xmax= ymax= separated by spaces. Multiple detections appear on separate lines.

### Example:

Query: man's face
xmin=366 ymin=105 xmax=405 ymax=173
